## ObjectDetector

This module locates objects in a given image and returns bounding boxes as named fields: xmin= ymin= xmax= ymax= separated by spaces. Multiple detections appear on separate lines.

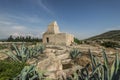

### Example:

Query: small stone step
xmin=56 ymin=53 xmax=70 ymax=60
xmin=62 ymin=59 xmax=71 ymax=64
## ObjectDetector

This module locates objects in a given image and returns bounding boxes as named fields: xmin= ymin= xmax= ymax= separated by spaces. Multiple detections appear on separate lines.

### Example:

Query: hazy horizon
xmin=0 ymin=0 xmax=120 ymax=39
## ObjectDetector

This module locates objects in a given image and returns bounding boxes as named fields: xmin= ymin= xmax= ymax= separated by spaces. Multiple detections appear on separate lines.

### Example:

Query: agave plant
xmin=67 ymin=49 xmax=120 ymax=80
xmin=74 ymin=50 xmax=102 ymax=80
xmin=28 ymin=44 xmax=45 ymax=58
xmin=70 ymin=48 xmax=82 ymax=65
xmin=102 ymin=50 xmax=120 ymax=80
xmin=70 ymin=48 xmax=82 ymax=59
xmin=13 ymin=65 xmax=44 ymax=80
xmin=6 ymin=43 xmax=29 ymax=62
xmin=6 ymin=43 xmax=45 ymax=63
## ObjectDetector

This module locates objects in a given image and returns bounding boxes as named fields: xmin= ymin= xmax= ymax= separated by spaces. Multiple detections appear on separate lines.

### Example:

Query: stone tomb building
xmin=42 ymin=21 xmax=74 ymax=45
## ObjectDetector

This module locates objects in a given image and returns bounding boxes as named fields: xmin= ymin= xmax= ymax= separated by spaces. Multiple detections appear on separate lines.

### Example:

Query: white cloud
xmin=0 ymin=21 xmax=13 ymax=25
xmin=106 ymin=26 xmax=120 ymax=31
xmin=12 ymin=26 xmax=26 ymax=30
xmin=36 ymin=0 xmax=54 ymax=16
xmin=0 ymin=13 xmax=45 ymax=24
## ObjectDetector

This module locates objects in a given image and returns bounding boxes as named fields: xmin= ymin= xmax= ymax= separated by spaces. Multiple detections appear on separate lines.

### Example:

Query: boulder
xmin=37 ymin=56 xmax=63 ymax=79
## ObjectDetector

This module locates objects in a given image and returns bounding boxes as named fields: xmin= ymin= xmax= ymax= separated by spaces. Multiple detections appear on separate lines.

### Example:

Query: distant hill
xmin=86 ymin=30 xmax=120 ymax=41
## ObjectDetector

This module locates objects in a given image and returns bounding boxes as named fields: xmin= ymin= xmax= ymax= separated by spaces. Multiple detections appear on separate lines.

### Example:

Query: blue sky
xmin=0 ymin=0 xmax=120 ymax=39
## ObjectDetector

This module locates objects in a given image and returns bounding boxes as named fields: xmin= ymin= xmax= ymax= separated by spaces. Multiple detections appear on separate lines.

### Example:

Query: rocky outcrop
xmin=26 ymin=44 xmax=117 ymax=79
xmin=36 ymin=48 xmax=65 ymax=79
xmin=37 ymin=57 xmax=64 ymax=79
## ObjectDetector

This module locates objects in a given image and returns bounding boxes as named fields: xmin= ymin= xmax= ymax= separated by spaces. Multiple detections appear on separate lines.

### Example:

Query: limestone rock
xmin=36 ymin=56 xmax=63 ymax=79
xmin=62 ymin=59 xmax=71 ymax=64
xmin=56 ymin=53 xmax=70 ymax=60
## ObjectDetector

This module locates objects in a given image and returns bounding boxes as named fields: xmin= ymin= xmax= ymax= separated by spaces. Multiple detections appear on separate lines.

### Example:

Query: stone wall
xmin=43 ymin=33 xmax=74 ymax=46
xmin=66 ymin=33 xmax=74 ymax=45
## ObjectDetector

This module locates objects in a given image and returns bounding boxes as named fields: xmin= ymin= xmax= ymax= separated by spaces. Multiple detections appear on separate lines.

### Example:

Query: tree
xmin=74 ymin=38 xmax=81 ymax=44
xmin=7 ymin=35 xmax=14 ymax=42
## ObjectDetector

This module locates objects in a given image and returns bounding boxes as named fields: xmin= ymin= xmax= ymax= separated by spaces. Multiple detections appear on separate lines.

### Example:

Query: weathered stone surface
xmin=37 ymin=56 xmax=62 ymax=71
xmin=36 ymin=49 xmax=63 ymax=79
xmin=56 ymin=53 xmax=69 ymax=60
xmin=62 ymin=59 xmax=71 ymax=64
xmin=42 ymin=21 xmax=74 ymax=46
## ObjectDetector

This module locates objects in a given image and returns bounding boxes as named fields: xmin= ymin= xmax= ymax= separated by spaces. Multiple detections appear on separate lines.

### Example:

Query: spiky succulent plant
xmin=67 ymin=49 xmax=120 ymax=80
xmin=70 ymin=48 xmax=82 ymax=59
xmin=13 ymin=65 xmax=44 ymax=80
xmin=6 ymin=43 xmax=45 ymax=63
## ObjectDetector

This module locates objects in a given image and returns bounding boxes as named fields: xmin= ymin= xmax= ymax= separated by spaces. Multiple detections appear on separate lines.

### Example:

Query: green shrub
xmin=0 ymin=60 xmax=26 ymax=80
xmin=101 ymin=41 xmax=120 ymax=48
xmin=74 ymin=38 xmax=82 ymax=44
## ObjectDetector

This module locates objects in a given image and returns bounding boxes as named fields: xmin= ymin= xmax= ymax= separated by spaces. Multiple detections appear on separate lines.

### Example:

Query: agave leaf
xmin=102 ymin=49 xmax=109 ymax=67
xmin=14 ymin=65 xmax=40 ymax=80
xmin=115 ymin=53 xmax=119 ymax=74
xmin=110 ymin=53 xmax=119 ymax=80
xmin=110 ymin=59 xmax=115 ymax=80
xmin=102 ymin=49 xmax=109 ymax=80
xmin=12 ymin=43 xmax=20 ymax=56
xmin=21 ymin=72 xmax=27 ymax=80
xmin=90 ymin=63 xmax=101 ymax=77
xmin=29 ymin=75 xmax=38 ymax=80
xmin=89 ymin=49 xmax=95 ymax=72
xmin=6 ymin=51 xmax=21 ymax=62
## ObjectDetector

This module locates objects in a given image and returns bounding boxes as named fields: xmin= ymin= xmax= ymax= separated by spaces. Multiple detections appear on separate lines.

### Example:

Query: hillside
xmin=86 ymin=30 xmax=120 ymax=41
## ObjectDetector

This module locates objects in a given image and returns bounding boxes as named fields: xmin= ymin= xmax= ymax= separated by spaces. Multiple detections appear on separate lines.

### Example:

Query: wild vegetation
xmin=14 ymin=65 xmax=43 ymax=80
xmin=0 ymin=60 xmax=26 ymax=80
xmin=0 ymin=41 xmax=120 ymax=80
xmin=86 ymin=30 xmax=120 ymax=41
xmin=0 ymin=44 xmax=8 ymax=50
xmin=0 ymin=43 xmax=45 ymax=80
xmin=67 ymin=49 xmax=120 ymax=80
xmin=6 ymin=43 xmax=45 ymax=63
xmin=70 ymin=48 xmax=82 ymax=64
xmin=101 ymin=41 xmax=120 ymax=48
xmin=7 ymin=35 xmax=42 ymax=42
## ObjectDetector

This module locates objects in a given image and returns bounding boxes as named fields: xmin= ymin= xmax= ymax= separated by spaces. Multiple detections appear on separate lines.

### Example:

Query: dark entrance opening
xmin=46 ymin=37 xmax=49 ymax=43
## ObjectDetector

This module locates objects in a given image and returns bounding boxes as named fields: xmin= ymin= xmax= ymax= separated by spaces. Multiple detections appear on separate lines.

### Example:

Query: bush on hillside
xmin=101 ymin=41 xmax=120 ymax=48
xmin=74 ymin=38 xmax=82 ymax=44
